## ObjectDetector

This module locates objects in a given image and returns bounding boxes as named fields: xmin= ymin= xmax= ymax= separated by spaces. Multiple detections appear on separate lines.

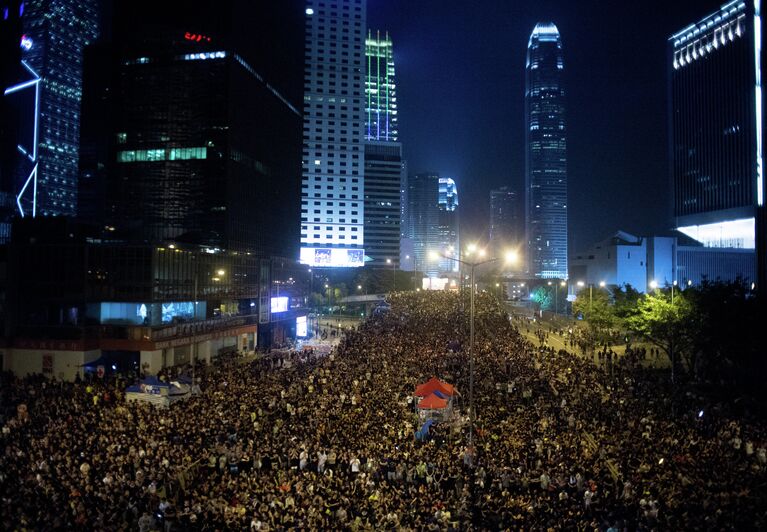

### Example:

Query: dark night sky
xmin=368 ymin=0 xmax=723 ymax=253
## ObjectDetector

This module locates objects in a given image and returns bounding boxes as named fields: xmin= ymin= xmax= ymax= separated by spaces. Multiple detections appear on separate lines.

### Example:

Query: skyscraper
xmin=525 ymin=22 xmax=568 ymax=279
xmin=299 ymin=0 xmax=368 ymax=268
xmin=489 ymin=186 xmax=522 ymax=254
xmin=20 ymin=0 xmax=99 ymax=217
xmin=0 ymin=0 xmax=25 ymax=241
xmin=406 ymin=172 xmax=440 ymax=276
xmin=437 ymin=177 xmax=459 ymax=273
xmin=405 ymin=172 xmax=459 ymax=276
xmin=365 ymin=30 xmax=397 ymax=142
xmin=364 ymin=30 xmax=403 ymax=268
xmin=669 ymin=0 xmax=764 ymax=287
xmin=81 ymin=1 xmax=304 ymax=258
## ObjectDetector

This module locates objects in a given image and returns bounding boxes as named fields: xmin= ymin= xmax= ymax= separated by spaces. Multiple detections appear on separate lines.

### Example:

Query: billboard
xmin=296 ymin=316 xmax=307 ymax=337
xmin=300 ymin=247 xmax=365 ymax=268
xmin=270 ymin=296 xmax=289 ymax=313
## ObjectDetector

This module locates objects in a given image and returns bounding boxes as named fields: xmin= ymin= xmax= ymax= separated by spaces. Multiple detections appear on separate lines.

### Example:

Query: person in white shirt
xmin=350 ymin=456 xmax=360 ymax=473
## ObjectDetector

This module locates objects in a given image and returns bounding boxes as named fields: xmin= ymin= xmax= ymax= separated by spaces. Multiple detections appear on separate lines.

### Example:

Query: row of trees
xmin=571 ymin=280 xmax=766 ymax=390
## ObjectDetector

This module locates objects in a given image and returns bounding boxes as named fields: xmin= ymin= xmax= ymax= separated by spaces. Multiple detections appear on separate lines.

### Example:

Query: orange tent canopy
xmin=417 ymin=392 xmax=448 ymax=409
xmin=414 ymin=376 xmax=455 ymax=397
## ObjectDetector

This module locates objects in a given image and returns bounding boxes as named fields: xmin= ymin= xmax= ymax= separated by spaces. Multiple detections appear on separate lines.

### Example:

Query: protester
xmin=1 ymin=291 xmax=766 ymax=530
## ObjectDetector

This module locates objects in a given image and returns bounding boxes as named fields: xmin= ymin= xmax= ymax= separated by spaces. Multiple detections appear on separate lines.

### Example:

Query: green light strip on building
xmin=117 ymin=147 xmax=208 ymax=163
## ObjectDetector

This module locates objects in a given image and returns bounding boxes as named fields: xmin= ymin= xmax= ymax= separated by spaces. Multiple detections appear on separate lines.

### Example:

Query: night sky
xmin=368 ymin=0 xmax=723 ymax=253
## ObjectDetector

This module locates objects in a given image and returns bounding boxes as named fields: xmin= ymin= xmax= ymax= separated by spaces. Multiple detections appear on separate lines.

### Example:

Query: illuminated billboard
xmin=300 ymin=247 xmax=365 ymax=268
xmin=296 ymin=316 xmax=307 ymax=337
xmin=270 ymin=296 xmax=289 ymax=313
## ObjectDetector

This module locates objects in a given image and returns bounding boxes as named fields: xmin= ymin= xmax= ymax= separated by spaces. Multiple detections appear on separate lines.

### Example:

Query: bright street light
xmin=466 ymin=243 xmax=477 ymax=254
xmin=504 ymin=250 xmax=519 ymax=264
xmin=650 ymin=280 xmax=658 ymax=289
xmin=577 ymin=281 xmax=585 ymax=287
xmin=217 ymin=269 xmax=225 ymax=276
xmin=599 ymin=281 xmax=606 ymax=288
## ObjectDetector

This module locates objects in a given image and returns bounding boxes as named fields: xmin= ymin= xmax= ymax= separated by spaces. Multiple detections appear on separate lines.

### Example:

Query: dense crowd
xmin=2 ymin=291 xmax=766 ymax=530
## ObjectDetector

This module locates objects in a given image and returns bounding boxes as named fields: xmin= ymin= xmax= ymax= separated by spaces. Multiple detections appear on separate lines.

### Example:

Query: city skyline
xmin=369 ymin=0 xmax=727 ymax=253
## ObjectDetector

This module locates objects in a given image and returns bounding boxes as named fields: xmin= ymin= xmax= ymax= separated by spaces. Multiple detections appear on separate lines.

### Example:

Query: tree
xmin=530 ymin=286 xmax=552 ymax=311
xmin=683 ymin=279 xmax=766 ymax=387
xmin=625 ymin=290 xmax=695 ymax=382
xmin=611 ymin=284 xmax=642 ymax=320
xmin=572 ymin=287 xmax=615 ymax=342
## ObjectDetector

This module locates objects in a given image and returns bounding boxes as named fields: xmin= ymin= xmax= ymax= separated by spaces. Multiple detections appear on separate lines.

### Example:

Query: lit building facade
xmin=300 ymin=0 xmax=367 ymax=268
xmin=365 ymin=30 xmax=397 ymax=142
xmin=525 ymin=22 xmax=568 ymax=279
xmin=363 ymin=29 xmax=402 ymax=268
xmin=0 ymin=0 xmax=25 ymax=242
xmin=437 ymin=177 xmax=459 ymax=273
xmin=669 ymin=0 xmax=764 ymax=287
xmin=570 ymin=230 xmax=756 ymax=292
xmin=20 ymin=0 xmax=99 ymax=217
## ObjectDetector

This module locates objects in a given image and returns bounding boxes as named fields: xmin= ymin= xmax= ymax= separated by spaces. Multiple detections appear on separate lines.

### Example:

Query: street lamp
xmin=192 ymin=265 xmax=225 ymax=386
xmin=386 ymin=258 xmax=395 ymax=291
xmin=429 ymin=247 xmax=518 ymax=448
xmin=672 ymin=280 xmax=677 ymax=304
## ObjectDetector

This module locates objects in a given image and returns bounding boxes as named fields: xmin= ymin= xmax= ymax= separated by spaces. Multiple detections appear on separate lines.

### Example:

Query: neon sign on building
xmin=184 ymin=32 xmax=212 ymax=43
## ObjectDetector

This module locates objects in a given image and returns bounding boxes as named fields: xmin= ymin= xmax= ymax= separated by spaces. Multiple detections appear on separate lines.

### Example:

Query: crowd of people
xmin=2 ymin=290 xmax=766 ymax=530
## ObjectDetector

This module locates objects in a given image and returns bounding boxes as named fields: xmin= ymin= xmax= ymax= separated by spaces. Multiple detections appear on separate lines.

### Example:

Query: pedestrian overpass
xmin=339 ymin=294 xmax=388 ymax=304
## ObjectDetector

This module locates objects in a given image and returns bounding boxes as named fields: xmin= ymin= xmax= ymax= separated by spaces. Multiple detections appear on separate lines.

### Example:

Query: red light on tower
xmin=184 ymin=32 xmax=212 ymax=43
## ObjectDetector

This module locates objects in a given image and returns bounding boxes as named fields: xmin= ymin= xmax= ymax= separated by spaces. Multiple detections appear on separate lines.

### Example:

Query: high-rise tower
xmin=299 ymin=0 xmax=368 ymax=268
xmin=364 ymin=29 xmax=403 ymax=268
xmin=525 ymin=22 xmax=568 ymax=279
xmin=20 ymin=0 xmax=99 ymax=217
xmin=490 ymin=186 xmax=522 ymax=254
xmin=669 ymin=0 xmax=764 ymax=288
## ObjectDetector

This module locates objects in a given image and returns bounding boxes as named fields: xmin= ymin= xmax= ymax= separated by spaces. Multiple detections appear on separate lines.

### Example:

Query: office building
xmin=363 ymin=30 xmax=403 ymax=268
xmin=406 ymin=172 xmax=440 ymax=276
xmin=364 ymin=142 xmax=403 ymax=267
xmin=86 ymin=9 xmax=303 ymax=259
xmin=489 ymin=186 xmax=522 ymax=257
xmin=669 ymin=0 xmax=764 ymax=288
xmin=525 ymin=22 xmax=568 ymax=279
xmin=19 ymin=0 xmax=99 ymax=217
xmin=299 ymin=0 xmax=368 ymax=268
xmin=1 ymin=217 xmax=310 ymax=379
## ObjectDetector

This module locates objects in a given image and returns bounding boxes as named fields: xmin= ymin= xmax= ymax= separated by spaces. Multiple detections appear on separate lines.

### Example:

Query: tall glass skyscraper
xmin=299 ymin=0 xmax=368 ymax=268
xmin=364 ymin=30 xmax=403 ymax=268
xmin=525 ymin=22 xmax=568 ymax=279
xmin=365 ymin=30 xmax=397 ymax=142
xmin=669 ymin=0 xmax=764 ymax=287
xmin=21 ymin=0 xmax=99 ymax=217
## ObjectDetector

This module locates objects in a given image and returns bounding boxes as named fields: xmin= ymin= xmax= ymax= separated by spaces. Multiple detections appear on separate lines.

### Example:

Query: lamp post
xmin=430 ymin=247 xmax=518 ymax=448
xmin=386 ymin=258 xmax=395 ymax=292
xmin=192 ymin=263 xmax=224 ymax=387
xmin=672 ymin=280 xmax=677 ymax=305
xmin=558 ymin=281 xmax=566 ymax=315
